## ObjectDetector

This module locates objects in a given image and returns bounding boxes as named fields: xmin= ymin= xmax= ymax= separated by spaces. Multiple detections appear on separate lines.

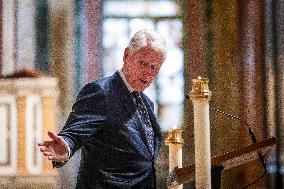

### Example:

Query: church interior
xmin=0 ymin=0 xmax=283 ymax=188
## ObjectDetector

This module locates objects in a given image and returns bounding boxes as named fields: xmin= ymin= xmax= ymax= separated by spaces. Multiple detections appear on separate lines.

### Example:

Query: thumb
xmin=48 ymin=131 xmax=60 ymax=142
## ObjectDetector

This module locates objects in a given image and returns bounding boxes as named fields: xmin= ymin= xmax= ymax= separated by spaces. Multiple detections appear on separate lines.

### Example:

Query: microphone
xmin=185 ymin=95 xmax=258 ymax=141
xmin=209 ymin=107 xmax=267 ymax=171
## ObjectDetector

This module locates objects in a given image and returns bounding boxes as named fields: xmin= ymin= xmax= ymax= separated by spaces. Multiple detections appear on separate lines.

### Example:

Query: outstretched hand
xmin=38 ymin=131 xmax=69 ymax=162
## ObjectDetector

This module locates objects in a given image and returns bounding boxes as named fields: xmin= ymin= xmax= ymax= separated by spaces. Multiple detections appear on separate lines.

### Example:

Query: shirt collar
xmin=118 ymin=69 xmax=135 ymax=93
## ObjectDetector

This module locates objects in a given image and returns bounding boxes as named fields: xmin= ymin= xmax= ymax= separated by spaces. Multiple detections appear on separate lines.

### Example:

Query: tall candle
xmin=165 ymin=128 xmax=184 ymax=189
xmin=190 ymin=77 xmax=212 ymax=189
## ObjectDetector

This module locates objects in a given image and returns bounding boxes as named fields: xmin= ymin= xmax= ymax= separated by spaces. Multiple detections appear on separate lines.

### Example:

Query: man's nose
xmin=143 ymin=68 xmax=157 ymax=77
xmin=147 ymin=66 xmax=159 ymax=74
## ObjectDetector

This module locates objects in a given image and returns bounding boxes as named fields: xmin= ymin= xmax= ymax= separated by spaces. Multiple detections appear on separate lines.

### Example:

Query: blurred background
xmin=0 ymin=0 xmax=283 ymax=188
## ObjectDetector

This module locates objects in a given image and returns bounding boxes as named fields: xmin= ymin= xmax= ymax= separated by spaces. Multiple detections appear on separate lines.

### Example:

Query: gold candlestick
xmin=165 ymin=128 xmax=184 ymax=189
xmin=165 ymin=128 xmax=184 ymax=145
xmin=190 ymin=76 xmax=212 ymax=100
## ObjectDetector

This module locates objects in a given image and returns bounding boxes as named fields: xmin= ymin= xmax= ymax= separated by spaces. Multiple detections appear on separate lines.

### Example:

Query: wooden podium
xmin=0 ymin=69 xmax=59 ymax=188
xmin=167 ymin=137 xmax=277 ymax=188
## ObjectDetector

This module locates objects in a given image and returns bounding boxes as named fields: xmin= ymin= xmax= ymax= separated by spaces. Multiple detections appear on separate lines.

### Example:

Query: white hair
xmin=127 ymin=30 xmax=167 ymax=59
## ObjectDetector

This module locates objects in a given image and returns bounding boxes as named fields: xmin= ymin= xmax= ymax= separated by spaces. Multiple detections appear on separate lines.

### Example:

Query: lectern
xmin=167 ymin=137 xmax=277 ymax=188
xmin=0 ymin=69 xmax=58 ymax=188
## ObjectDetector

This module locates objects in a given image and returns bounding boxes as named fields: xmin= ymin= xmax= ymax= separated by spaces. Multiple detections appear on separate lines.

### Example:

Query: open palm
xmin=38 ymin=131 xmax=69 ymax=162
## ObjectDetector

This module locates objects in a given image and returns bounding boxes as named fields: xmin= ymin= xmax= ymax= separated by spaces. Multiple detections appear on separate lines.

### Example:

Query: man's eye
xmin=139 ymin=61 xmax=147 ymax=66
xmin=150 ymin=65 xmax=158 ymax=70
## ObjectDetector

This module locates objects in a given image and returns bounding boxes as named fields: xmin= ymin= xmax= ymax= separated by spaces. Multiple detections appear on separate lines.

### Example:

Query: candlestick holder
xmin=190 ymin=76 xmax=212 ymax=100
xmin=165 ymin=128 xmax=184 ymax=145
xmin=165 ymin=128 xmax=184 ymax=189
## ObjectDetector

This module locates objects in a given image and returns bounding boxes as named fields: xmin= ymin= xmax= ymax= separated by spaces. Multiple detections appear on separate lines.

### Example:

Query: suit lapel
xmin=110 ymin=72 xmax=152 ymax=159
xmin=111 ymin=72 xmax=163 ymax=159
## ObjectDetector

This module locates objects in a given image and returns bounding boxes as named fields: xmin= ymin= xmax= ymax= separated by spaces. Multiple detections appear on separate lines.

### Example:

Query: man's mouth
xmin=140 ymin=79 xmax=150 ymax=84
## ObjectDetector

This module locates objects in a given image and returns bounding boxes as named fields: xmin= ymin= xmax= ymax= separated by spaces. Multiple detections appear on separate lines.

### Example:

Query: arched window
xmin=102 ymin=0 xmax=184 ymax=131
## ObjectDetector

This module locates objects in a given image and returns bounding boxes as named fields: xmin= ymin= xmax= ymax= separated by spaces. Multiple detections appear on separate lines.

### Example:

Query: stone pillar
xmin=237 ymin=0 xmax=266 ymax=143
xmin=271 ymin=0 xmax=284 ymax=187
xmin=182 ymin=0 xmax=208 ymax=172
xmin=48 ymin=0 xmax=75 ymax=120
xmin=0 ymin=0 xmax=2 ymax=73
xmin=16 ymin=0 xmax=36 ymax=70
xmin=237 ymin=1 xmax=268 ymax=187
xmin=2 ymin=0 xmax=16 ymax=75
xmin=48 ymin=1 xmax=76 ymax=188
xmin=85 ymin=0 xmax=103 ymax=82
xmin=210 ymin=0 xmax=242 ymax=154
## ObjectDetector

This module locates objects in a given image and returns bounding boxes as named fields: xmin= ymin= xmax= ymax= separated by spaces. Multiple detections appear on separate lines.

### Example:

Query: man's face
xmin=123 ymin=46 xmax=165 ymax=92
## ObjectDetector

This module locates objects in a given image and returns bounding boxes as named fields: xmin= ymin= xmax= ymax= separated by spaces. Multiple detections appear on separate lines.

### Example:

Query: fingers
xmin=39 ymin=146 xmax=55 ymax=159
xmin=48 ymin=155 xmax=66 ymax=162
xmin=43 ymin=151 xmax=54 ymax=156
xmin=48 ymin=156 xmax=58 ymax=161
xmin=38 ymin=141 xmax=53 ymax=147
xmin=39 ymin=145 xmax=53 ymax=153
xmin=38 ymin=131 xmax=69 ymax=162
xmin=48 ymin=131 xmax=60 ymax=142
xmin=40 ymin=149 xmax=66 ymax=162
xmin=38 ymin=131 xmax=59 ymax=147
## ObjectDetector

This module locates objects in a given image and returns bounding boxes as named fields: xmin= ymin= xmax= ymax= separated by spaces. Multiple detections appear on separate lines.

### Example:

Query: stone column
xmin=85 ymin=0 xmax=103 ymax=82
xmin=48 ymin=1 xmax=76 ymax=188
xmin=16 ymin=0 xmax=36 ymax=70
xmin=48 ymin=0 xmax=75 ymax=120
xmin=182 ymin=0 xmax=208 ymax=173
xmin=0 ymin=0 xmax=2 ymax=73
xmin=237 ymin=0 xmax=266 ymax=143
xmin=271 ymin=0 xmax=284 ymax=187
xmin=237 ymin=1 xmax=268 ymax=187
xmin=2 ymin=0 xmax=16 ymax=75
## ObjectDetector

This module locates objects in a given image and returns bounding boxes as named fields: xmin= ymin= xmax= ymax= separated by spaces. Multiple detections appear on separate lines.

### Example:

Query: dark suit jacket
xmin=56 ymin=71 xmax=163 ymax=189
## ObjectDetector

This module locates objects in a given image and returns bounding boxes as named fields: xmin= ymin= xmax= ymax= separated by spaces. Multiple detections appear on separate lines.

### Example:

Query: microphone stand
xmin=210 ymin=107 xmax=267 ymax=188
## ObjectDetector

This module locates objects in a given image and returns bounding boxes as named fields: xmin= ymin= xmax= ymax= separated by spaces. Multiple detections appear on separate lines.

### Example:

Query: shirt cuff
xmin=63 ymin=138 xmax=71 ymax=159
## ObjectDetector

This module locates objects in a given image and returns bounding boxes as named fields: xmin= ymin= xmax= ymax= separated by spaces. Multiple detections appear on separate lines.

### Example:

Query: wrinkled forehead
xmin=133 ymin=46 xmax=166 ymax=61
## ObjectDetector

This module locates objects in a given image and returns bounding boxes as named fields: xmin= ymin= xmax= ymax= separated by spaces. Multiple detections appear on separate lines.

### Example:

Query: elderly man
xmin=38 ymin=30 xmax=167 ymax=188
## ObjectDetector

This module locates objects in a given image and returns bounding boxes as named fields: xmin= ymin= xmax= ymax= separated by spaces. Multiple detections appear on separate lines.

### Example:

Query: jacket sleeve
xmin=54 ymin=82 xmax=107 ymax=167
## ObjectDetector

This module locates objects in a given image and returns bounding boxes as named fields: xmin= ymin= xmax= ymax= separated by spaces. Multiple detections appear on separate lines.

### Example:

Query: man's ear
xmin=123 ymin=48 xmax=130 ymax=63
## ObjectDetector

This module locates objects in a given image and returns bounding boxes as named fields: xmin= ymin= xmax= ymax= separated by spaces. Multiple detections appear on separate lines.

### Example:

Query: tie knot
xmin=131 ymin=91 xmax=142 ymax=104
xmin=131 ymin=91 xmax=140 ymax=98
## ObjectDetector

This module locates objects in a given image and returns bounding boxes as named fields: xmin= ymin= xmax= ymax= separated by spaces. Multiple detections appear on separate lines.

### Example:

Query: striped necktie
xmin=131 ymin=91 xmax=154 ymax=155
